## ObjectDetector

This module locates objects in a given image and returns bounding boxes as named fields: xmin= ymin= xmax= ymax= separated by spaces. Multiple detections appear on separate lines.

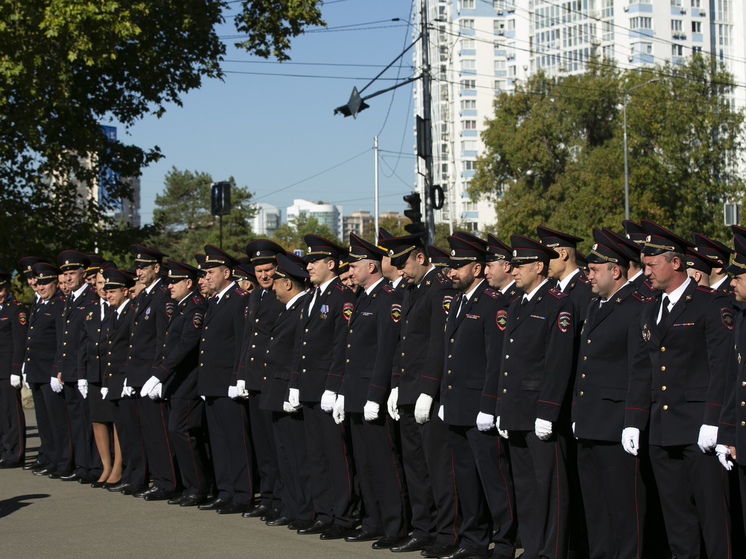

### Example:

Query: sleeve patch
xmin=721 ymin=307 xmax=735 ymax=330
xmin=343 ymin=302 xmax=354 ymax=321
xmin=193 ymin=313 xmax=204 ymax=328
xmin=558 ymin=311 xmax=572 ymax=333
xmin=496 ymin=309 xmax=507 ymax=330
xmin=442 ymin=295 xmax=453 ymax=315
xmin=391 ymin=303 xmax=402 ymax=323
xmin=165 ymin=302 xmax=175 ymax=317
xmin=18 ymin=312 xmax=27 ymax=326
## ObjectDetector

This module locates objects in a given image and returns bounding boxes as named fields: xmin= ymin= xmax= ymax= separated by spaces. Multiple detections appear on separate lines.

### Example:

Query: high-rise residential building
xmin=413 ymin=0 xmax=745 ymax=232
xmin=250 ymin=202 xmax=282 ymax=236
xmin=286 ymin=198 xmax=344 ymax=239
xmin=343 ymin=210 xmax=374 ymax=239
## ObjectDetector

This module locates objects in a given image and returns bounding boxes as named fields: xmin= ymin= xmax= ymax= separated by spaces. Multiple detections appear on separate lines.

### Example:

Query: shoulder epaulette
xmin=696 ymin=285 xmax=715 ymax=294
xmin=192 ymin=295 xmax=203 ymax=305
xmin=382 ymin=284 xmax=395 ymax=293
xmin=578 ymin=275 xmax=591 ymax=285
xmin=234 ymin=286 xmax=247 ymax=297
xmin=632 ymin=291 xmax=653 ymax=303
xmin=483 ymin=287 xmax=499 ymax=299
xmin=335 ymin=282 xmax=347 ymax=292
xmin=11 ymin=299 xmax=22 ymax=307
xmin=435 ymin=272 xmax=449 ymax=285
xmin=511 ymin=294 xmax=522 ymax=303
xmin=548 ymin=287 xmax=569 ymax=299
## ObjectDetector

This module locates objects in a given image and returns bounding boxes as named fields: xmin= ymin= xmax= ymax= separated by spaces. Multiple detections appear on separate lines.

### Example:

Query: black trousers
xmin=649 ymin=443 xmax=731 ymax=559
xmin=0 ymin=379 xmax=25 ymax=463
xmin=509 ymin=429 xmax=569 ymax=559
xmin=302 ymin=402 xmax=356 ymax=527
xmin=205 ymin=396 xmax=253 ymax=504
xmin=577 ymin=440 xmax=646 ymax=559
xmin=400 ymin=405 xmax=459 ymax=545
xmin=348 ymin=412 xmax=409 ymax=538
xmin=248 ymin=392 xmax=280 ymax=509
xmin=39 ymin=382 xmax=73 ymax=473
xmin=272 ymin=410 xmax=313 ymax=521
xmin=169 ymin=397 xmax=210 ymax=496
xmin=117 ymin=395 xmax=149 ymax=486
xmin=139 ymin=396 xmax=178 ymax=491
xmin=62 ymin=382 xmax=101 ymax=476
xmin=449 ymin=424 xmax=516 ymax=556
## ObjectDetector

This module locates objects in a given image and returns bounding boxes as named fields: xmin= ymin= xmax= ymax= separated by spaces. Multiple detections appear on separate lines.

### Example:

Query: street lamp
xmin=623 ymin=78 xmax=659 ymax=220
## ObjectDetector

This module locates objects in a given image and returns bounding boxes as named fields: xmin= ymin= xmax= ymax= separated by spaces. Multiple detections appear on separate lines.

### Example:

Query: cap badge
xmin=256 ymin=251 xmax=261 ymax=256
xmin=513 ymin=250 xmax=518 ymax=257
xmin=389 ymin=250 xmax=394 ymax=256
xmin=451 ymin=250 xmax=456 ymax=256
xmin=592 ymin=244 xmax=597 ymax=250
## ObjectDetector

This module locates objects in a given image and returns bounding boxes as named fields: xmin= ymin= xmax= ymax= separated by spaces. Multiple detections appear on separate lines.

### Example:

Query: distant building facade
xmin=250 ymin=202 xmax=282 ymax=236
xmin=287 ymin=199 xmax=343 ymax=239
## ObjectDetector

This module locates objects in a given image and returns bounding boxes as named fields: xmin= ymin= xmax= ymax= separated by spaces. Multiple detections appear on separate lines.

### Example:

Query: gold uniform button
xmin=663 ymin=405 xmax=668 ymax=410
xmin=587 ymin=339 xmax=591 ymax=344
xmin=742 ymin=421 xmax=746 ymax=427
xmin=661 ymin=347 xmax=666 ymax=352
xmin=661 ymin=366 xmax=666 ymax=372
xmin=448 ymin=355 xmax=452 ymax=359
xmin=579 ymin=391 xmax=584 ymax=396
xmin=741 ymin=402 xmax=745 ymax=407
xmin=581 ymin=374 xmax=585 ymax=378
xmin=583 ymin=356 xmax=587 ymax=361
xmin=503 ymin=388 xmax=507 ymax=393
xmin=346 ymin=359 xmax=349 ymax=363
xmin=662 ymin=386 xmax=666 ymax=391
xmin=448 ymin=385 xmax=452 ymax=389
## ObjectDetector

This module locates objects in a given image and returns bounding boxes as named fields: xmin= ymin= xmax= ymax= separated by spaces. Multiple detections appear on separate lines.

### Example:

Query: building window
xmin=495 ymin=20 xmax=505 ymax=33
xmin=461 ymin=100 xmax=477 ymax=110
xmin=459 ymin=19 xmax=475 ymax=30
xmin=692 ymin=21 xmax=701 ymax=33
xmin=461 ymin=0 xmax=475 ymax=8
xmin=507 ymin=19 xmax=516 ymax=31
xmin=630 ymin=17 xmax=652 ymax=29
xmin=631 ymin=42 xmax=653 ymax=54
xmin=462 ymin=120 xmax=477 ymax=130
xmin=494 ymin=79 xmax=507 ymax=90
xmin=494 ymin=59 xmax=506 ymax=71
xmin=672 ymin=44 xmax=683 ymax=56
xmin=461 ymin=38 xmax=475 ymax=49
xmin=691 ymin=0 xmax=700 ymax=6
xmin=462 ymin=160 xmax=476 ymax=171
xmin=461 ymin=59 xmax=476 ymax=71
xmin=671 ymin=20 xmax=682 ymax=31
xmin=460 ymin=79 xmax=476 ymax=90
xmin=462 ymin=140 xmax=477 ymax=151
xmin=692 ymin=46 xmax=702 ymax=54
xmin=670 ymin=0 xmax=681 ymax=5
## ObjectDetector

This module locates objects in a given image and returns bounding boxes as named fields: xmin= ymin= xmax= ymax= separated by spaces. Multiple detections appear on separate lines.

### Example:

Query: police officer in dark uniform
xmin=287 ymin=234 xmax=358 ymax=539
xmin=623 ymin=220 xmax=733 ymax=559
xmin=692 ymin=233 xmax=734 ymax=293
xmin=196 ymin=245 xmax=252 ymax=514
xmin=426 ymin=245 xmax=451 ymax=274
xmin=26 ymin=262 xmax=72 ymax=477
xmin=484 ymin=235 xmax=523 ymax=300
xmin=144 ymin=260 xmax=210 ymax=505
xmin=259 ymin=254 xmax=313 ymax=527
xmin=437 ymin=235 xmax=516 ymax=559
xmin=379 ymin=232 xmax=459 ymax=557
xmin=537 ymin=226 xmax=594 ymax=321
xmin=333 ymin=233 xmax=408 ymax=550
xmin=237 ymin=239 xmax=286 ymax=520
xmin=99 ymin=268 xmax=138 ymax=493
xmin=497 ymin=235 xmax=575 ymax=559
xmin=19 ymin=256 xmax=46 ymax=318
xmin=54 ymin=250 xmax=102 ymax=483
xmin=0 ymin=270 xmax=28 ymax=468
xmin=573 ymin=228 xmax=651 ymax=559
xmin=621 ymin=220 xmax=659 ymax=298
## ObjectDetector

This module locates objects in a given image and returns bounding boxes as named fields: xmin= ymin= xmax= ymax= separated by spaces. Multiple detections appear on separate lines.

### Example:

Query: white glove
xmin=572 ymin=422 xmax=577 ymax=439
xmin=200 ymin=395 xmax=206 ymax=401
xmin=332 ymin=395 xmax=345 ymax=424
xmin=101 ymin=387 xmax=109 ymax=399
xmin=414 ymin=393 xmax=434 ymax=424
xmin=10 ymin=374 xmax=21 ymax=389
xmin=288 ymin=388 xmax=300 ymax=408
xmin=363 ymin=400 xmax=379 ymax=422
xmin=121 ymin=378 xmax=134 ymax=398
xmin=236 ymin=379 xmax=248 ymax=399
xmin=50 ymin=377 xmax=64 ymax=393
xmin=320 ymin=390 xmax=336 ymax=413
xmin=438 ymin=405 xmax=444 ymax=421
xmin=23 ymin=373 xmax=29 ymax=389
xmin=78 ymin=379 xmax=88 ymax=399
xmin=228 ymin=385 xmax=239 ymax=399
xmin=535 ymin=418 xmax=552 ymax=441
xmin=622 ymin=427 xmax=640 ymax=456
xmin=497 ymin=416 xmax=509 ymax=439
xmin=140 ymin=376 xmax=160 ymax=398
xmin=148 ymin=382 xmax=162 ymax=400
xmin=476 ymin=412 xmax=495 ymax=432
xmin=283 ymin=401 xmax=296 ymax=413
xmin=697 ymin=424 xmax=718 ymax=453
xmin=387 ymin=387 xmax=400 ymax=421
xmin=716 ymin=444 xmax=734 ymax=471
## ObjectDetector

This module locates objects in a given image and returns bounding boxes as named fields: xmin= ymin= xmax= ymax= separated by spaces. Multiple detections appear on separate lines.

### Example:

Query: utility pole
xmin=374 ymin=136 xmax=379 ymax=244
xmin=419 ymin=0 xmax=436 ymax=245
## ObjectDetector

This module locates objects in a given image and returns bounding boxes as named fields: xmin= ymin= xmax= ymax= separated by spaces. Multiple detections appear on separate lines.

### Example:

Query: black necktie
xmin=659 ymin=295 xmax=669 ymax=324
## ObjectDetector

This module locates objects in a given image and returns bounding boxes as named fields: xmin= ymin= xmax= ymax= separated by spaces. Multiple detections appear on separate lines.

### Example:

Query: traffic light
xmin=211 ymin=181 xmax=231 ymax=216
xmin=403 ymin=191 xmax=426 ymax=234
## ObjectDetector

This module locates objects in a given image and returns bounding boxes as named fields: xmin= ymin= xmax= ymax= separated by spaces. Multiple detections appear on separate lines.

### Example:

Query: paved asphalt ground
xmin=0 ymin=410 xmax=385 ymax=559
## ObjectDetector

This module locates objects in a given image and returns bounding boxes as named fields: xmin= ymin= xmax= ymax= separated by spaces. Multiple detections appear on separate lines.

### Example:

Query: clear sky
xmin=117 ymin=0 xmax=419 ymax=226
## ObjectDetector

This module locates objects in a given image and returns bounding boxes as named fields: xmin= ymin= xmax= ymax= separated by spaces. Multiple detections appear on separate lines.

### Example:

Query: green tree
xmin=272 ymin=213 xmax=341 ymax=253
xmin=471 ymin=56 xmax=745 ymax=250
xmin=0 ymin=0 xmax=324 ymax=272
xmin=148 ymin=167 xmax=257 ymax=264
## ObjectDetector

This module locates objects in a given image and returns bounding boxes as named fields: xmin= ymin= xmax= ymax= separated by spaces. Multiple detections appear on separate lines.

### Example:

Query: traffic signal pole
xmin=419 ymin=0 xmax=436 ymax=245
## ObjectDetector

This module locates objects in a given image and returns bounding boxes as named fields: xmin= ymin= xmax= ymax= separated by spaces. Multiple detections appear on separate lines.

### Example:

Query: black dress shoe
xmin=288 ymin=519 xmax=312 ymax=531
xmin=266 ymin=516 xmax=291 ymax=526
xmin=33 ymin=467 xmax=54 ymax=476
xmin=121 ymin=484 xmax=149 ymax=496
xmin=104 ymin=480 xmax=126 ymax=492
xmin=0 ymin=459 xmax=22 ymax=469
xmin=179 ymin=494 xmax=207 ymax=507
xmin=373 ymin=536 xmax=406 ymax=550
xmin=421 ymin=544 xmax=458 ymax=558
xmin=297 ymin=519 xmax=332 ymax=535
xmin=320 ymin=524 xmax=354 ymax=540
xmin=91 ymin=481 xmax=107 ymax=488
xmin=242 ymin=504 xmax=270 ymax=518
xmin=60 ymin=472 xmax=84 ymax=482
xmin=391 ymin=536 xmax=433 ymax=553
xmin=48 ymin=471 xmax=72 ymax=479
xmin=437 ymin=547 xmax=488 ymax=559
xmin=260 ymin=508 xmax=281 ymax=522
xmin=345 ymin=529 xmax=382 ymax=543
xmin=168 ymin=495 xmax=184 ymax=505
xmin=144 ymin=488 xmax=178 ymax=502
xmin=78 ymin=475 xmax=98 ymax=484
xmin=216 ymin=501 xmax=249 ymax=514
xmin=198 ymin=497 xmax=229 ymax=511
xmin=133 ymin=485 xmax=157 ymax=498
xmin=23 ymin=460 xmax=46 ymax=471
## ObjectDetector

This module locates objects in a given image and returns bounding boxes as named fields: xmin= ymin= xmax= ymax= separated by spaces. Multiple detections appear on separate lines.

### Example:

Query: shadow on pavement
xmin=0 ymin=494 xmax=50 ymax=518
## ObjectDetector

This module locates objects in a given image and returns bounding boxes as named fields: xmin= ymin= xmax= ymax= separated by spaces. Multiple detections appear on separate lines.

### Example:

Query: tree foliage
xmin=148 ymin=168 xmax=257 ymax=264
xmin=471 ymin=56 xmax=745 ymax=250
xmin=0 ymin=0 xmax=324 ymax=273
xmin=272 ymin=213 xmax=341 ymax=253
